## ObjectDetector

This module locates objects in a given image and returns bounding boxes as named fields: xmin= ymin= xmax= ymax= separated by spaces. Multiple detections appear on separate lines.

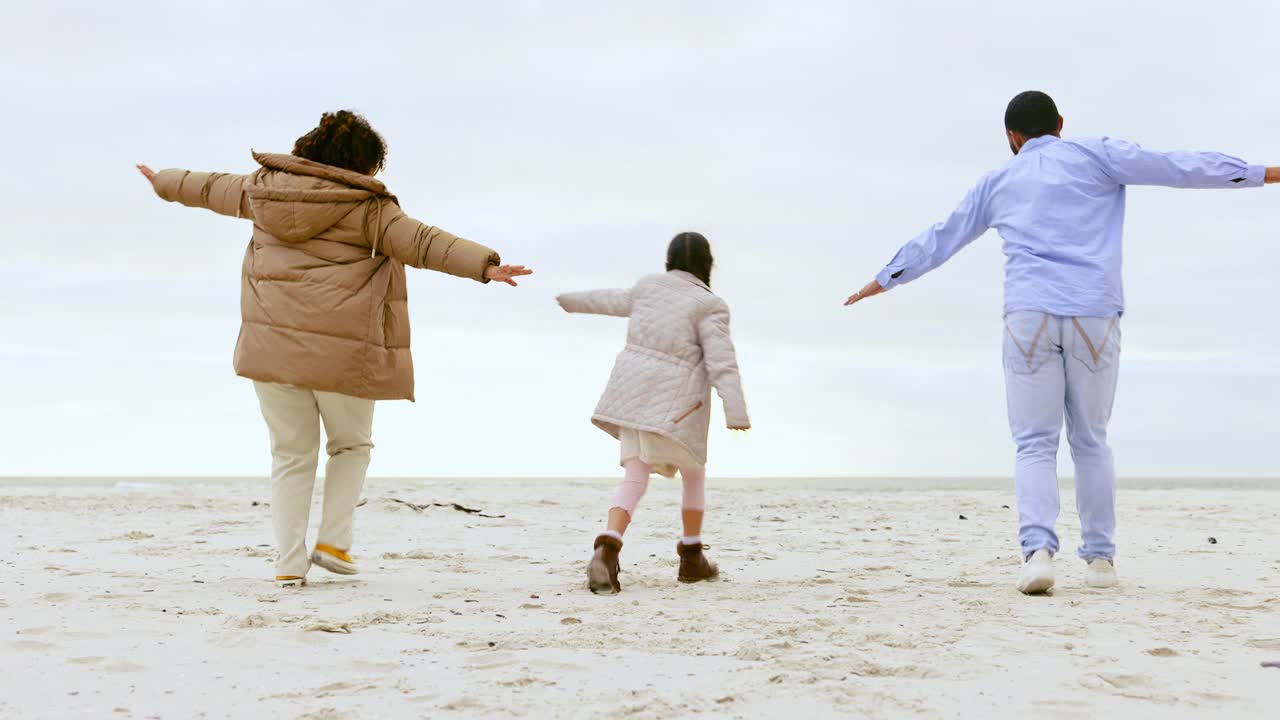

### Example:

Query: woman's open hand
xmin=485 ymin=264 xmax=534 ymax=287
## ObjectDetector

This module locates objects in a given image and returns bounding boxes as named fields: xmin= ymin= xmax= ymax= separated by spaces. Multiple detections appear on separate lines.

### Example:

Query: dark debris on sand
xmin=389 ymin=498 xmax=505 ymax=518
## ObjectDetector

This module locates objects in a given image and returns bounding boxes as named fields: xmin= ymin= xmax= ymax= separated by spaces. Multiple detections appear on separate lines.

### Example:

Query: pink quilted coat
xmin=557 ymin=270 xmax=750 ymax=464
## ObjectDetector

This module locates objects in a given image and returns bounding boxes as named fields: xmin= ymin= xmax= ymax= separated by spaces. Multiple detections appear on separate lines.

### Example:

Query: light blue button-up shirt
xmin=875 ymin=136 xmax=1265 ymax=317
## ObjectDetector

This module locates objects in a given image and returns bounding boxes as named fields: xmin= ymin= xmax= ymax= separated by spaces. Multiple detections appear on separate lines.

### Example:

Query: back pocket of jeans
xmin=1069 ymin=317 xmax=1119 ymax=373
xmin=1004 ymin=313 xmax=1052 ymax=374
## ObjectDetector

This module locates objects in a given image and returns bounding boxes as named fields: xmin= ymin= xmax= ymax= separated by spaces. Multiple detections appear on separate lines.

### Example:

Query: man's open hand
xmin=844 ymin=279 xmax=885 ymax=306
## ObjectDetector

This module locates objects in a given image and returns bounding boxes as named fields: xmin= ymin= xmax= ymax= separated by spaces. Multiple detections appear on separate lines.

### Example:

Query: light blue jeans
xmin=1003 ymin=311 xmax=1121 ymax=562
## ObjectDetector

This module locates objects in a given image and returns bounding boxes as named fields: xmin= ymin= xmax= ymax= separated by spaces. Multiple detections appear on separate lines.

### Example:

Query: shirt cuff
xmin=1239 ymin=164 xmax=1266 ymax=188
xmin=875 ymin=266 xmax=904 ymax=290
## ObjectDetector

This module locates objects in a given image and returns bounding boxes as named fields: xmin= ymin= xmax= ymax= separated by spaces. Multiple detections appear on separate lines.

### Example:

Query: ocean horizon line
xmin=3 ymin=475 xmax=1276 ymax=491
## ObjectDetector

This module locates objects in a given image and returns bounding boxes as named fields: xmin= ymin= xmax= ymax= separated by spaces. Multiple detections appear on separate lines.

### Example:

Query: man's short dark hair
xmin=1004 ymin=91 xmax=1059 ymax=138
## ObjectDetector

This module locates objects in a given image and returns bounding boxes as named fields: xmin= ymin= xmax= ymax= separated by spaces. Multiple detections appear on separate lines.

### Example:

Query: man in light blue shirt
xmin=845 ymin=91 xmax=1278 ymax=594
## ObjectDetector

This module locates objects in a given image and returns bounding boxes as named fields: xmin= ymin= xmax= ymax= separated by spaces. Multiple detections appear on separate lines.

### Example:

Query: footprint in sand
xmin=348 ymin=660 xmax=399 ymax=673
xmin=1206 ymin=588 xmax=1252 ymax=597
xmin=235 ymin=612 xmax=277 ymax=629
xmin=42 ymin=592 xmax=73 ymax=602
xmin=464 ymin=652 xmax=523 ymax=671
xmin=440 ymin=697 xmax=486 ymax=712
xmin=382 ymin=550 xmax=439 ymax=560
xmin=497 ymin=676 xmax=555 ymax=688
xmin=296 ymin=708 xmax=354 ymax=720
xmin=274 ymin=679 xmax=382 ymax=700
xmin=854 ymin=661 xmax=940 ymax=679
xmin=237 ymin=546 xmax=273 ymax=559
xmin=1080 ymin=672 xmax=1179 ymax=703
xmin=169 ymin=607 xmax=224 ymax=617
xmin=735 ymin=645 xmax=765 ymax=661
xmin=11 ymin=640 xmax=55 ymax=651
xmin=1083 ymin=673 xmax=1150 ymax=690
xmin=68 ymin=656 xmax=107 ymax=665
xmin=1247 ymin=638 xmax=1280 ymax=650
xmin=945 ymin=579 xmax=989 ymax=588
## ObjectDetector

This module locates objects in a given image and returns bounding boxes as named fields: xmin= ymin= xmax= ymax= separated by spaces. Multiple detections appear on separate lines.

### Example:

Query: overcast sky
xmin=2 ymin=1 xmax=1278 ymax=478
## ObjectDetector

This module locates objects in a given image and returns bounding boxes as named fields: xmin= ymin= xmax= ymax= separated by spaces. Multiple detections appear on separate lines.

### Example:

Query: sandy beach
xmin=2 ymin=477 xmax=1277 ymax=719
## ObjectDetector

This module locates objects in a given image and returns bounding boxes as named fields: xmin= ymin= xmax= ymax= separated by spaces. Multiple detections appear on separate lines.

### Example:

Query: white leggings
xmin=611 ymin=458 xmax=706 ymax=517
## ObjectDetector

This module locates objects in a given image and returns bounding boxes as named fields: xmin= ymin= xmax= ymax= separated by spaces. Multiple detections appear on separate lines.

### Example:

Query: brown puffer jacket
xmin=153 ymin=151 xmax=500 ymax=401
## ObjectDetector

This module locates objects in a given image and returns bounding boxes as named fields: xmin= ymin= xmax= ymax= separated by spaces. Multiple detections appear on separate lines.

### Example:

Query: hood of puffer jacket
xmin=244 ymin=151 xmax=396 ymax=243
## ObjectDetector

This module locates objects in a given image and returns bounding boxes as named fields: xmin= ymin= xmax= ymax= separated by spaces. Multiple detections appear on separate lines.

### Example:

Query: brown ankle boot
xmin=676 ymin=542 xmax=719 ymax=582
xmin=587 ymin=534 xmax=623 ymax=594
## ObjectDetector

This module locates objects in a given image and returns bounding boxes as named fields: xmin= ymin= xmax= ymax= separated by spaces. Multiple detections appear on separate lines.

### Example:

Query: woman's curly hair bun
xmin=292 ymin=109 xmax=387 ymax=175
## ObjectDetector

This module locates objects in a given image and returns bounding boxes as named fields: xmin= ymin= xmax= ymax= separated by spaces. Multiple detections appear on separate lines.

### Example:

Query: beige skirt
xmin=619 ymin=428 xmax=703 ymax=478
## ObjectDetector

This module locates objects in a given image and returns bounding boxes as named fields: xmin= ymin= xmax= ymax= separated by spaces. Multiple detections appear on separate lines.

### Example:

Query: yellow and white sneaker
xmin=275 ymin=576 xmax=307 ymax=588
xmin=312 ymin=544 xmax=359 ymax=576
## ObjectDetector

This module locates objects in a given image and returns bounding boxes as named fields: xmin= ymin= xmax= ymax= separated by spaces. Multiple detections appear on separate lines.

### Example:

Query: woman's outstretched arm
xmin=374 ymin=199 xmax=531 ymax=285
xmin=137 ymin=163 xmax=254 ymax=219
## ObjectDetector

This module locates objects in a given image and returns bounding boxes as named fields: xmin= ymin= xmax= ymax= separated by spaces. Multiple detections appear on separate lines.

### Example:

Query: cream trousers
xmin=254 ymin=382 xmax=375 ymax=577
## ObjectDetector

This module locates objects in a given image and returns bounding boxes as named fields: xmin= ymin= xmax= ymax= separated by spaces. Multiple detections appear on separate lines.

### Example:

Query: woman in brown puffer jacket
xmin=137 ymin=110 xmax=531 ymax=588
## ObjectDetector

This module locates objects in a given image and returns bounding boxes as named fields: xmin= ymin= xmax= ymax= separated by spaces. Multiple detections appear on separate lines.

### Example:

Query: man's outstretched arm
xmin=1098 ymin=137 xmax=1273 ymax=189
xmin=845 ymin=179 xmax=992 ymax=306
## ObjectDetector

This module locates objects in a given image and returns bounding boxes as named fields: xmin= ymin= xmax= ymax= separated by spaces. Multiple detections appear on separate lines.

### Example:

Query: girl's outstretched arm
xmin=696 ymin=299 xmax=750 ymax=430
xmin=556 ymin=289 xmax=633 ymax=317
xmin=137 ymin=163 xmax=255 ymax=219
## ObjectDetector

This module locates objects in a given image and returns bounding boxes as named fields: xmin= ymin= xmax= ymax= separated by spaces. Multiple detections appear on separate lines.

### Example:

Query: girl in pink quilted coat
xmin=557 ymin=232 xmax=750 ymax=594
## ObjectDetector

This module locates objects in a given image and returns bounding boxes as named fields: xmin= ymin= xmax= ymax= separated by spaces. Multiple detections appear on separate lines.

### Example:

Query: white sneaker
xmin=1016 ymin=549 xmax=1055 ymax=594
xmin=1085 ymin=558 xmax=1118 ymax=588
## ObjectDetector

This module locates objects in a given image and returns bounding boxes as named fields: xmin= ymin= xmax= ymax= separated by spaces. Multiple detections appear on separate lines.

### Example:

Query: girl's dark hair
xmin=666 ymin=231 xmax=714 ymax=287
xmin=292 ymin=110 xmax=387 ymax=175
